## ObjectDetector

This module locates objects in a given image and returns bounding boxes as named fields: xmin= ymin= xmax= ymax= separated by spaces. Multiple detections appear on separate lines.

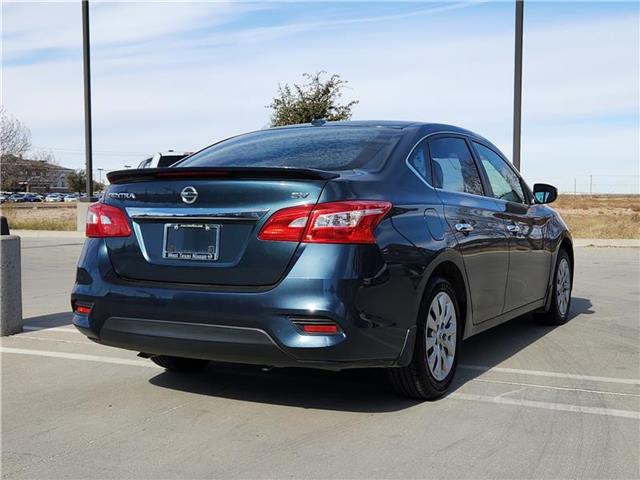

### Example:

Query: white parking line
xmin=474 ymin=378 xmax=640 ymax=398
xmin=22 ymin=325 xmax=77 ymax=333
xmin=449 ymin=392 xmax=640 ymax=420
xmin=0 ymin=347 xmax=160 ymax=368
xmin=460 ymin=364 xmax=640 ymax=386
xmin=14 ymin=335 xmax=89 ymax=345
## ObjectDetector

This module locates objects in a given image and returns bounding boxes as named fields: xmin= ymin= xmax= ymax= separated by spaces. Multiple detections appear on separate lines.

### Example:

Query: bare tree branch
xmin=0 ymin=106 xmax=32 ymax=157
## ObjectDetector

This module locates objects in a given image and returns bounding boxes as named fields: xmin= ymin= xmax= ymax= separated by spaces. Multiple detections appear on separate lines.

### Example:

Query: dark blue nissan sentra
xmin=71 ymin=121 xmax=573 ymax=399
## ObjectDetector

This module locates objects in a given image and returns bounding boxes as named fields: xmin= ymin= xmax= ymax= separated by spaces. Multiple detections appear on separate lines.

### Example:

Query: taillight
xmin=86 ymin=203 xmax=132 ymax=238
xmin=258 ymin=201 xmax=391 ymax=244
xmin=257 ymin=204 xmax=314 ymax=242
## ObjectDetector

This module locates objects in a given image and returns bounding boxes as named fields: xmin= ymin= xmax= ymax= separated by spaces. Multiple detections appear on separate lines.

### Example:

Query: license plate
xmin=163 ymin=223 xmax=220 ymax=261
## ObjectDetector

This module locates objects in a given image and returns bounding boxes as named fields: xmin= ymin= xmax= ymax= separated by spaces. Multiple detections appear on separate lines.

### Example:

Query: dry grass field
xmin=553 ymin=195 xmax=639 ymax=239
xmin=0 ymin=203 xmax=76 ymax=231
xmin=1 ymin=195 xmax=638 ymax=238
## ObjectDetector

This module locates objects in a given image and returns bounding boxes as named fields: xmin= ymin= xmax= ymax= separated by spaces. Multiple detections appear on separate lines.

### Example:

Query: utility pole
xmin=82 ymin=0 xmax=94 ymax=199
xmin=512 ymin=0 xmax=524 ymax=171
xmin=97 ymin=167 xmax=104 ymax=184
xmin=590 ymin=175 xmax=593 ymax=195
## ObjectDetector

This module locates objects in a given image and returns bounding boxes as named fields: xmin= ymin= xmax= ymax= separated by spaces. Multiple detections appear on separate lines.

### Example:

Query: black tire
xmin=537 ymin=249 xmax=573 ymax=325
xmin=150 ymin=355 xmax=209 ymax=372
xmin=388 ymin=276 xmax=462 ymax=400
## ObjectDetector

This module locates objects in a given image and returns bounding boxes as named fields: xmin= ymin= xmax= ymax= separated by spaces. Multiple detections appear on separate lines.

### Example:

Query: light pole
xmin=512 ymin=0 xmax=524 ymax=171
xmin=82 ymin=0 xmax=94 ymax=198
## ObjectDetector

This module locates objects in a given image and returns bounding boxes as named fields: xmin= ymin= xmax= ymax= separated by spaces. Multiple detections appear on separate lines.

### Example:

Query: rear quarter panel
xmin=318 ymin=128 xmax=472 ymax=347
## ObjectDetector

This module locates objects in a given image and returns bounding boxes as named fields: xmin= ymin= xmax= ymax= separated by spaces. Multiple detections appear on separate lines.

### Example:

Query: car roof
xmin=267 ymin=120 xmax=489 ymax=140
xmin=342 ymin=121 xmax=499 ymax=149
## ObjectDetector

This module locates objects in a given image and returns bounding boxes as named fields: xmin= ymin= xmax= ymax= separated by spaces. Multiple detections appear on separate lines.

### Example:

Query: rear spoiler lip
xmin=107 ymin=167 xmax=340 ymax=184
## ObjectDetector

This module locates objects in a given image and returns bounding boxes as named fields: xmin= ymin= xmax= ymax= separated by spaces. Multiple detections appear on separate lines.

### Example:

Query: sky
xmin=2 ymin=0 xmax=639 ymax=193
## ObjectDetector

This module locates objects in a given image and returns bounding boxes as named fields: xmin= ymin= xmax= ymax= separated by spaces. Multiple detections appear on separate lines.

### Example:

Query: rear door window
xmin=428 ymin=137 xmax=484 ymax=196
xmin=179 ymin=126 xmax=403 ymax=172
xmin=407 ymin=141 xmax=431 ymax=184
xmin=473 ymin=142 xmax=525 ymax=203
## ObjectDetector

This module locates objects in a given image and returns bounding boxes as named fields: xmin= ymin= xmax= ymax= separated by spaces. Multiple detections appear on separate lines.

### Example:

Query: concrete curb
xmin=573 ymin=239 xmax=640 ymax=248
xmin=12 ymin=230 xmax=84 ymax=238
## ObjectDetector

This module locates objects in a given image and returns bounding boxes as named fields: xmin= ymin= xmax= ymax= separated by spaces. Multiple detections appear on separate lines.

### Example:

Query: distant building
xmin=0 ymin=155 xmax=75 ymax=193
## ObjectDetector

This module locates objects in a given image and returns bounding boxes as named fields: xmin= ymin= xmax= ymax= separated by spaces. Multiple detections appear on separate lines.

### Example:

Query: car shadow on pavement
xmin=568 ymin=297 xmax=595 ymax=318
xmin=457 ymin=296 xmax=593 ymax=368
xmin=150 ymin=297 xmax=592 ymax=412
xmin=21 ymin=311 xmax=72 ymax=329
xmin=150 ymin=364 xmax=419 ymax=413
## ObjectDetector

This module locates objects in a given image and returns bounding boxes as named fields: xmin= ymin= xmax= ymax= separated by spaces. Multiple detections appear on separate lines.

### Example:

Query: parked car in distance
xmin=45 ymin=193 xmax=65 ymax=202
xmin=9 ymin=193 xmax=42 ymax=203
xmin=72 ymin=121 xmax=573 ymax=400
xmin=64 ymin=194 xmax=79 ymax=202
xmin=7 ymin=194 xmax=25 ymax=203
xmin=137 ymin=150 xmax=192 ymax=169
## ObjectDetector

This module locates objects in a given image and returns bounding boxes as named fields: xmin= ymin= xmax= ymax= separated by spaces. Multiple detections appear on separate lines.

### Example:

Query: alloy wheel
xmin=425 ymin=291 xmax=457 ymax=381
xmin=556 ymin=258 xmax=571 ymax=317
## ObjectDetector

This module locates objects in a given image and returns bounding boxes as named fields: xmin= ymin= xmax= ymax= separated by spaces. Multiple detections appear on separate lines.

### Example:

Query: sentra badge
xmin=108 ymin=192 xmax=136 ymax=200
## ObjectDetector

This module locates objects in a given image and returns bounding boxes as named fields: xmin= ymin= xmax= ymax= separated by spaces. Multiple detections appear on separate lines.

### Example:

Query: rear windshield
xmin=178 ymin=126 xmax=403 ymax=171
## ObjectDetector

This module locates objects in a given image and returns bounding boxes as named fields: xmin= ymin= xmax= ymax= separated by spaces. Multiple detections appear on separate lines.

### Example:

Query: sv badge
xmin=290 ymin=192 xmax=310 ymax=199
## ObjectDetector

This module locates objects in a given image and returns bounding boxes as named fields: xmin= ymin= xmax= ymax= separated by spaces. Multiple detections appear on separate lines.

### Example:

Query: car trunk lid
xmin=104 ymin=168 xmax=333 ymax=286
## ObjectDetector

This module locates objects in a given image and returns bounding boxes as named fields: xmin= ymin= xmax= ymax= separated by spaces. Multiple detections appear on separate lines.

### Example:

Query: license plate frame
xmin=162 ymin=223 xmax=221 ymax=261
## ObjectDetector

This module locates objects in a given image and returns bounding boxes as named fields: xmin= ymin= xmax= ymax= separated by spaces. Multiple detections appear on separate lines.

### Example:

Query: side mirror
xmin=533 ymin=183 xmax=558 ymax=204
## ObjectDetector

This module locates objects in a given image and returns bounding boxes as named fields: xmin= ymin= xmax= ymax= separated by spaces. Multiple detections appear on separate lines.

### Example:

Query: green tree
xmin=267 ymin=71 xmax=358 ymax=127
xmin=67 ymin=169 xmax=104 ymax=194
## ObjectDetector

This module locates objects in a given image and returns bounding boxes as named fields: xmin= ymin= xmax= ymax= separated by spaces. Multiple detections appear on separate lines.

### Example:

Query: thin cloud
xmin=1 ymin=1 xmax=637 ymax=192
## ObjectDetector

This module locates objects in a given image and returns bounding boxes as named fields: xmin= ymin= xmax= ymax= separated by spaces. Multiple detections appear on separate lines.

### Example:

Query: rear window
xmin=178 ymin=126 xmax=403 ymax=171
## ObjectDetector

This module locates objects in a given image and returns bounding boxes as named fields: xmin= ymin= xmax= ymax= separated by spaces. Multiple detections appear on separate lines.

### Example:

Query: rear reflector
xmin=258 ymin=200 xmax=392 ymax=244
xmin=74 ymin=304 xmax=91 ymax=315
xmin=86 ymin=203 xmax=132 ymax=238
xmin=301 ymin=324 xmax=339 ymax=334
xmin=291 ymin=319 xmax=342 ymax=335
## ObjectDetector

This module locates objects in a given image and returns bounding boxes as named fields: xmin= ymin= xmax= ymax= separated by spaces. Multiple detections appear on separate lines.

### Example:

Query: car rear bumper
xmin=71 ymin=240 xmax=418 ymax=370
xmin=75 ymin=316 xmax=411 ymax=369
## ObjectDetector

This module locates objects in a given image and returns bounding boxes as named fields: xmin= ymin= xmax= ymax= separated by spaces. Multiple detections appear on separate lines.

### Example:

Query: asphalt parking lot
xmin=2 ymin=234 xmax=639 ymax=479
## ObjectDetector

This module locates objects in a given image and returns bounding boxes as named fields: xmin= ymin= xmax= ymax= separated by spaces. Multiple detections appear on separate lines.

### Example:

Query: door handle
xmin=455 ymin=223 xmax=474 ymax=233
xmin=507 ymin=224 xmax=521 ymax=234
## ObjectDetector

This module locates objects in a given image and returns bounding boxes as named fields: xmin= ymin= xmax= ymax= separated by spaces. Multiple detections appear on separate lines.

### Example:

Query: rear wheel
xmin=388 ymin=277 xmax=462 ymax=400
xmin=150 ymin=355 xmax=209 ymax=372
xmin=537 ymin=249 xmax=572 ymax=325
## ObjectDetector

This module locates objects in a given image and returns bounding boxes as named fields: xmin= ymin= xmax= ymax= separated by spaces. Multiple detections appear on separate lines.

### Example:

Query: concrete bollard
xmin=76 ymin=201 xmax=91 ymax=232
xmin=76 ymin=199 xmax=99 ymax=232
xmin=0 ymin=235 xmax=23 ymax=336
